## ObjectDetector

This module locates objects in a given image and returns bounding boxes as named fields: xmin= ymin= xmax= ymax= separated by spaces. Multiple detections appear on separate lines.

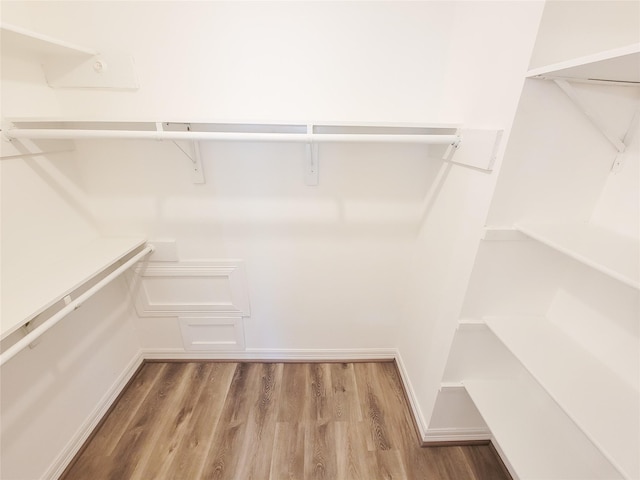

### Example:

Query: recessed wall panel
xmin=132 ymin=261 xmax=250 ymax=317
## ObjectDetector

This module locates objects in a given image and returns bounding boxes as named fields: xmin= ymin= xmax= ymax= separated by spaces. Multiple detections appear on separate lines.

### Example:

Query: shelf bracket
xmin=171 ymin=140 xmax=205 ymax=184
xmin=305 ymin=125 xmax=319 ymax=186
xmin=611 ymin=108 xmax=640 ymax=173
xmin=305 ymin=143 xmax=319 ymax=186
xmin=166 ymin=123 xmax=205 ymax=184
xmin=1 ymin=120 xmax=75 ymax=159
xmin=442 ymin=129 xmax=502 ymax=172
xmin=20 ymin=322 xmax=42 ymax=349
xmin=553 ymin=79 xmax=627 ymax=153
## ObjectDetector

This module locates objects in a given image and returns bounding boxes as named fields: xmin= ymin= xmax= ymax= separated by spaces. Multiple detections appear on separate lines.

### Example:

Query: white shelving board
xmin=485 ymin=317 xmax=639 ymax=480
xmin=527 ymin=43 xmax=640 ymax=84
xmin=464 ymin=378 xmax=624 ymax=480
xmin=0 ymin=22 xmax=97 ymax=57
xmin=515 ymin=222 xmax=640 ymax=290
xmin=1 ymin=237 xmax=146 ymax=340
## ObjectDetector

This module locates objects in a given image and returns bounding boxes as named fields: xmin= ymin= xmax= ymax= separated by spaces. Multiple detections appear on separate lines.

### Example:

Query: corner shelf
xmin=0 ymin=22 xmax=97 ymax=57
xmin=485 ymin=316 xmax=639 ymax=479
xmin=514 ymin=222 xmax=639 ymax=290
xmin=455 ymin=35 xmax=640 ymax=480
xmin=1 ymin=237 xmax=146 ymax=341
xmin=527 ymin=43 xmax=640 ymax=84
xmin=464 ymin=378 xmax=623 ymax=480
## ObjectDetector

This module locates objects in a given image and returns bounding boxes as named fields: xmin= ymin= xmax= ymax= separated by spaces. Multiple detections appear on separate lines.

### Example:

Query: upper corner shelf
xmin=0 ymin=22 xmax=97 ymax=57
xmin=515 ymin=222 xmax=639 ymax=290
xmin=526 ymin=43 xmax=640 ymax=85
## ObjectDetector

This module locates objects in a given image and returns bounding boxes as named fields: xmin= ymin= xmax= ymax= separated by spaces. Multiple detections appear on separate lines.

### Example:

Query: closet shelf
xmin=3 ymin=121 xmax=507 ymax=173
xmin=514 ymin=222 xmax=639 ymax=290
xmin=464 ymin=378 xmax=623 ymax=480
xmin=527 ymin=43 xmax=640 ymax=85
xmin=0 ymin=22 xmax=97 ymax=57
xmin=485 ymin=316 xmax=639 ymax=480
xmin=1 ymin=237 xmax=146 ymax=341
xmin=4 ymin=121 xmax=462 ymax=145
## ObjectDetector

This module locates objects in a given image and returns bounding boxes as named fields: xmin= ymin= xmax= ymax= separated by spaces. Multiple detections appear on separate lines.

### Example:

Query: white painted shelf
xmin=1 ymin=237 xmax=146 ymax=340
xmin=0 ymin=22 xmax=97 ymax=57
xmin=527 ymin=43 xmax=640 ymax=84
xmin=515 ymin=222 xmax=640 ymax=290
xmin=485 ymin=317 xmax=639 ymax=480
xmin=464 ymin=378 xmax=623 ymax=480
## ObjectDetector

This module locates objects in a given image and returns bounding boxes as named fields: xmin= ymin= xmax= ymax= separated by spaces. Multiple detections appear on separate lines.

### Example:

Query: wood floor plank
xmin=463 ymin=444 xmax=511 ymax=480
xmin=353 ymin=362 xmax=393 ymax=451
xmin=432 ymin=445 xmax=479 ymax=480
xmin=335 ymin=421 xmax=377 ymax=480
xmin=198 ymin=363 xmax=262 ymax=480
xmin=376 ymin=449 xmax=409 ymax=480
xmin=270 ymin=422 xmax=305 ymax=479
xmin=235 ymin=363 xmax=283 ymax=479
xmin=304 ymin=421 xmax=338 ymax=479
xmin=161 ymin=362 xmax=237 ymax=479
xmin=277 ymin=362 xmax=308 ymax=422
xmin=128 ymin=362 xmax=204 ymax=480
xmin=61 ymin=361 xmax=512 ymax=480
xmin=308 ymin=363 xmax=331 ymax=422
xmin=330 ymin=362 xmax=362 ymax=422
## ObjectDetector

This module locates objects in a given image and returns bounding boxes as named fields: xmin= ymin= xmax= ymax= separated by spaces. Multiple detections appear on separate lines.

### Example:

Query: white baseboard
xmin=393 ymin=350 xmax=430 ymax=439
xmin=141 ymin=347 xmax=398 ymax=362
xmin=43 ymin=351 xmax=144 ymax=480
xmin=423 ymin=427 xmax=491 ymax=443
xmin=393 ymin=352 xmax=492 ymax=445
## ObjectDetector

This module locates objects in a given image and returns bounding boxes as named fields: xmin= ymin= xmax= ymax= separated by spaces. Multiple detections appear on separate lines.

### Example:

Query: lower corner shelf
xmin=464 ymin=377 xmax=624 ymax=480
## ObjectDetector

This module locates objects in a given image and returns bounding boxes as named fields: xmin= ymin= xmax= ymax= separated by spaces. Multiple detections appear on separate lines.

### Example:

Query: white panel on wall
xmin=132 ymin=261 xmax=250 ymax=317
xmin=178 ymin=316 xmax=245 ymax=351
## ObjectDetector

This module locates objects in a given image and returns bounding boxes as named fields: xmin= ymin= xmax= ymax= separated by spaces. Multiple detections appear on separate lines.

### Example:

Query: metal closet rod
xmin=0 ymin=244 xmax=154 ymax=367
xmin=6 ymin=127 xmax=461 ymax=145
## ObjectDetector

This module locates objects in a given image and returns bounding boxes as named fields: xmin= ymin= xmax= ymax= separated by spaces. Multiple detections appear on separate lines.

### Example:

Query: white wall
xmin=76 ymin=138 xmax=435 ymax=351
xmin=6 ymin=1 xmax=458 ymax=123
xmin=0 ymin=280 xmax=141 ymax=480
xmin=1 ymin=1 xmax=545 ymax=476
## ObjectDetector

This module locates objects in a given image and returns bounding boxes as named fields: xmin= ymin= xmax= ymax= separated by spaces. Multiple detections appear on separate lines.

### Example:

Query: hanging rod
xmin=0 ymin=244 xmax=154 ymax=367
xmin=5 ymin=126 xmax=461 ymax=146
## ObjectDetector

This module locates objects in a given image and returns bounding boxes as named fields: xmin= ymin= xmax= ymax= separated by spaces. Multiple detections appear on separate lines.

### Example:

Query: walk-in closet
xmin=1 ymin=1 xmax=638 ymax=479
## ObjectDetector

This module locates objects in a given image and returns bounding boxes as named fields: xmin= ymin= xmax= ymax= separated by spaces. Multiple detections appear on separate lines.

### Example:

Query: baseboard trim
xmin=423 ymin=427 xmax=492 ymax=444
xmin=392 ymin=351 xmax=430 ymax=442
xmin=43 ymin=351 xmax=145 ymax=480
xmin=140 ymin=347 xmax=398 ymax=362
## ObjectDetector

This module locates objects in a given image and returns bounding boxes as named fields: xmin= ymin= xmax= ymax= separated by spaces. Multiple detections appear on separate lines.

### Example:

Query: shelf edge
xmin=526 ymin=43 xmax=640 ymax=80
xmin=514 ymin=223 xmax=640 ymax=290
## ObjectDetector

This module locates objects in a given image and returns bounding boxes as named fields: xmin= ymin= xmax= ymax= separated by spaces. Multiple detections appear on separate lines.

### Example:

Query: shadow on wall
xmin=56 ymin=139 xmax=455 ymax=239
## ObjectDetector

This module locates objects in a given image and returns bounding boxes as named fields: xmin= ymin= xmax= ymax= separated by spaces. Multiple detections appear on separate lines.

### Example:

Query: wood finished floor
xmin=61 ymin=362 xmax=510 ymax=480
